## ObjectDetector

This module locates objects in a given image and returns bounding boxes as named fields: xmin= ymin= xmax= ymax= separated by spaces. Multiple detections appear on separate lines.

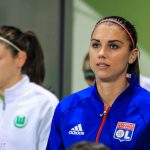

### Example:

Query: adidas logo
xmin=69 ymin=124 xmax=84 ymax=135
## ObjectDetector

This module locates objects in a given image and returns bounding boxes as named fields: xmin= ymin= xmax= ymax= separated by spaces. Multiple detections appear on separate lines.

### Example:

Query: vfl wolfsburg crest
xmin=14 ymin=115 xmax=27 ymax=128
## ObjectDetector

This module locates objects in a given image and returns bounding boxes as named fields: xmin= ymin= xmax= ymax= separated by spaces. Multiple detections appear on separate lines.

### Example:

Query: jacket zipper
xmin=96 ymin=106 xmax=110 ymax=143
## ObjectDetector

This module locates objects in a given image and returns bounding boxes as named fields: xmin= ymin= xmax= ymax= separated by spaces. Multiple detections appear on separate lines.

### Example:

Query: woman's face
xmin=89 ymin=24 xmax=137 ymax=82
xmin=0 ymin=44 xmax=23 ymax=90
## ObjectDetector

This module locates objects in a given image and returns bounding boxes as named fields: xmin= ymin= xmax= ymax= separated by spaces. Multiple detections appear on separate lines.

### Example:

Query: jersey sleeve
xmin=37 ymin=97 xmax=58 ymax=150
xmin=46 ymin=104 xmax=65 ymax=150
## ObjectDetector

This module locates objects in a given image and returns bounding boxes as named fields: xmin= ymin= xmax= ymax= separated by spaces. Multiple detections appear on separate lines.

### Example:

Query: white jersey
xmin=0 ymin=75 xmax=59 ymax=150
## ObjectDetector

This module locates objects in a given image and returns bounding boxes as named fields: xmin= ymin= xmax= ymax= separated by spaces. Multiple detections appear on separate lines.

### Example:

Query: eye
xmin=91 ymin=42 xmax=100 ymax=48
xmin=109 ymin=43 xmax=119 ymax=49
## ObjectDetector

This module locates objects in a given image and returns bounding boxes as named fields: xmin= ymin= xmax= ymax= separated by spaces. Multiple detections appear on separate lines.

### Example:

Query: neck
xmin=96 ymin=76 xmax=129 ymax=106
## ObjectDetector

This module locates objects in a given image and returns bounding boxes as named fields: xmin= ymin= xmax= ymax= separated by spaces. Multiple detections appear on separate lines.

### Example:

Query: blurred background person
xmin=82 ymin=52 xmax=95 ymax=86
xmin=67 ymin=141 xmax=110 ymax=150
xmin=0 ymin=25 xmax=58 ymax=150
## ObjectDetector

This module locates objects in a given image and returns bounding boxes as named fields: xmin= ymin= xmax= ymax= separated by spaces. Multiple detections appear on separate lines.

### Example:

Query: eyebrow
xmin=91 ymin=39 xmax=100 ymax=42
xmin=91 ymin=39 xmax=123 ymax=44
xmin=108 ymin=40 xmax=123 ymax=44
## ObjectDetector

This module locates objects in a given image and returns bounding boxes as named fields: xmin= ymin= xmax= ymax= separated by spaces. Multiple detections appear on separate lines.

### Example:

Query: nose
xmin=97 ymin=46 xmax=106 ymax=59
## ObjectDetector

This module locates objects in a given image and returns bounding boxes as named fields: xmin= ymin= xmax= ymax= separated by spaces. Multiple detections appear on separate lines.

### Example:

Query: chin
xmin=96 ymin=73 xmax=115 ymax=82
xmin=97 ymin=72 xmax=109 ymax=78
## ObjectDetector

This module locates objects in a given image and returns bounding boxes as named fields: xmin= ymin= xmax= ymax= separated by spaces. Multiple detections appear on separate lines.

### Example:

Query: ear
xmin=16 ymin=51 xmax=27 ymax=68
xmin=128 ymin=48 xmax=138 ymax=64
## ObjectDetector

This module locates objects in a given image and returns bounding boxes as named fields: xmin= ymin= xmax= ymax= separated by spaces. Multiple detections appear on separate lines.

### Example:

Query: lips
xmin=96 ymin=63 xmax=110 ymax=69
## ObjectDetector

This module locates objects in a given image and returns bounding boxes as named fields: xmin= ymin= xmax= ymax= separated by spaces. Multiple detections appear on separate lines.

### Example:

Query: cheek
xmin=89 ymin=55 xmax=97 ymax=72
xmin=0 ymin=60 xmax=17 ymax=73
xmin=0 ymin=63 xmax=13 ymax=81
xmin=0 ymin=60 xmax=9 ymax=71
xmin=113 ymin=54 xmax=129 ymax=68
xmin=89 ymin=52 xmax=94 ymax=65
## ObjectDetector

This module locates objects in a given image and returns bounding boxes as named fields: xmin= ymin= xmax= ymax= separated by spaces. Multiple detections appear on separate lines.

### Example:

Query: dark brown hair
xmin=67 ymin=141 xmax=110 ymax=150
xmin=0 ymin=25 xmax=45 ymax=85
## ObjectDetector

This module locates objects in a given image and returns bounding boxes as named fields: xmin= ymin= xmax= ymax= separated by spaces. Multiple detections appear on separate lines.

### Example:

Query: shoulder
xmin=27 ymin=82 xmax=59 ymax=106
xmin=57 ymin=86 xmax=94 ymax=114
xmin=132 ymin=86 xmax=150 ymax=124
xmin=134 ymin=86 xmax=150 ymax=100
xmin=133 ymin=86 xmax=150 ymax=105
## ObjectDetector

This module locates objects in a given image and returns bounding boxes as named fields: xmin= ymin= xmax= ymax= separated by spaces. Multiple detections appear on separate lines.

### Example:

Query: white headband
xmin=0 ymin=36 xmax=20 ymax=51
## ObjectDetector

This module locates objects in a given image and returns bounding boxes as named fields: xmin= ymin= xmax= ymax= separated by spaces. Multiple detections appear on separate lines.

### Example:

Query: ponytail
xmin=23 ymin=31 xmax=45 ymax=85
xmin=127 ymin=59 xmax=140 ymax=82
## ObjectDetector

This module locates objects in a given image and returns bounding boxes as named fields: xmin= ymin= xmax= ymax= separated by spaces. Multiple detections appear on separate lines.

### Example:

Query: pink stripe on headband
xmin=96 ymin=19 xmax=135 ymax=48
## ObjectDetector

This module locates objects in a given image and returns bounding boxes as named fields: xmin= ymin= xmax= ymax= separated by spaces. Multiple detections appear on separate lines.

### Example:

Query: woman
xmin=47 ymin=16 xmax=150 ymax=150
xmin=0 ymin=25 xmax=58 ymax=150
